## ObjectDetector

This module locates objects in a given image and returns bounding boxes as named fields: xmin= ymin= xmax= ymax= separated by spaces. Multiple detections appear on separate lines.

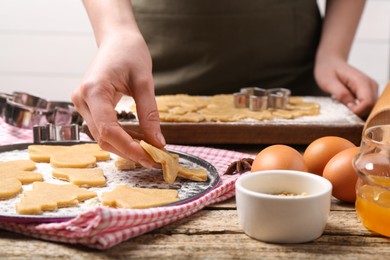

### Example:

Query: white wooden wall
xmin=349 ymin=0 xmax=390 ymax=92
xmin=0 ymin=0 xmax=96 ymax=101
xmin=0 ymin=0 xmax=389 ymax=102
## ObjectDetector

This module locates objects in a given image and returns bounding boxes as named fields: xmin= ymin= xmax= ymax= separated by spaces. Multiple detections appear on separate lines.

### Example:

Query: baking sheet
xmin=117 ymin=96 xmax=365 ymax=145
xmin=0 ymin=142 xmax=219 ymax=223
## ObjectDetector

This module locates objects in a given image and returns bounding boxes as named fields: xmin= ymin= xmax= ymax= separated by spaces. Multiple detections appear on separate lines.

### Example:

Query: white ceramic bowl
xmin=235 ymin=170 xmax=332 ymax=243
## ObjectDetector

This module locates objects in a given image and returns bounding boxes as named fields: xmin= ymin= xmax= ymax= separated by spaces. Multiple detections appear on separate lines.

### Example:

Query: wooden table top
xmin=1 ymin=198 xmax=389 ymax=259
xmin=1 ymin=145 xmax=390 ymax=259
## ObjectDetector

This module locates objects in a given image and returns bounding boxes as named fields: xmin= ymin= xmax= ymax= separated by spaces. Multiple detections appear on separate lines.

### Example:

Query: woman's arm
xmin=82 ymin=0 xmax=139 ymax=45
xmin=72 ymin=0 xmax=165 ymax=167
xmin=315 ymin=0 xmax=378 ymax=118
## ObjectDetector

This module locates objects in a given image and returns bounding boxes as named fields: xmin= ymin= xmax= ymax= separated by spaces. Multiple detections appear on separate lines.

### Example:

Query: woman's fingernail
xmin=156 ymin=132 xmax=166 ymax=146
xmin=347 ymin=102 xmax=355 ymax=109
xmin=139 ymin=159 xmax=153 ymax=169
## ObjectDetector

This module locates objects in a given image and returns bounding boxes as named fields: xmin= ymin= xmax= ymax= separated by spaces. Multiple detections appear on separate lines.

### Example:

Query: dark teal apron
xmin=132 ymin=0 xmax=324 ymax=96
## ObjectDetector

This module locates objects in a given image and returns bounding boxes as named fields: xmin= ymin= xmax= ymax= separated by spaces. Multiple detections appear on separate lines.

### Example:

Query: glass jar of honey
xmin=354 ymin=124 xmax=390 ymax=236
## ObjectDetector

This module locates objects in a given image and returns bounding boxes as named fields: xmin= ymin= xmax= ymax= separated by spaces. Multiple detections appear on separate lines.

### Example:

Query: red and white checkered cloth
xmin=0 ymin=118 xmax=35 ymax=145
xmin=0 ymin=118 xmax=253 ymax=249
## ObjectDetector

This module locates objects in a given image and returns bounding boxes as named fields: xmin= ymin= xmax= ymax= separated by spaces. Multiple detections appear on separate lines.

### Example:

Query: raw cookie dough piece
xmin=0 ymin=170 xmax=43 ymax=184
xmin=0 ymin=160 xmax=36 ymax=171
xmin=28 ymin=143 xmax=111 ymax=164
xmin=73 ymin=144 xmax=111 ymax=161
xmin=140 ymin=141 xmax=208 ymax=184
xmin=16 ymin=182 xmax=97 ymax=215
xmin=102 ymin=185 xmax=179 ymax=209
xmin=28 ymin=145 xmax=68 ymax=163
xmin=177 ymin=166 xmax=208 ymax=182
xmin=159 ymin=112 xmax=206 ymax=122
xmin=140 ymin=141 xmax=178 ymax=184
xmin=52 ymin=168 xmax=106 ymax=187
xmin=50 ymin=153 xmax=97 ymax=168
xmin=0 ymin=178 xmax=22 ymax=200
xmin=0 ymin=159 xmax=42 ymax=200
xmin=115 ymin=157 xmax=142 ymax=170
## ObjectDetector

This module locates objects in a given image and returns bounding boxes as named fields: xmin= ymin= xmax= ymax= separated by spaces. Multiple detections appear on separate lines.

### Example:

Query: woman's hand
xmin=314 ymin=55 xmax=378 ymax=118
xmin=73 ymin=0 xmax=165 ymax=167
xmin=72 ymin=31 xmax=165 ymax=168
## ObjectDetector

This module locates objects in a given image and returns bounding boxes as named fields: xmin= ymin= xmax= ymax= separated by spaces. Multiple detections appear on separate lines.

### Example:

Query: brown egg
xmin=251 ymin=145 xmax=307 ymax=172
xmin=303 ymin=136 xmax=356 ymax=176
xmin=322 ymin=146 xmax=360 ymax=203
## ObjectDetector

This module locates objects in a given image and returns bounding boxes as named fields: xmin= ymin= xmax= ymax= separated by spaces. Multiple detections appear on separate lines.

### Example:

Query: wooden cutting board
xmin=118 ymin=96 xmax=364 ymax=146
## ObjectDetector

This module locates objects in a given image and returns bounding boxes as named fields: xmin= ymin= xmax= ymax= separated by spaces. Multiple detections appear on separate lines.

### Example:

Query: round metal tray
xmin=0 ymin=142 xmax=220 ymax=223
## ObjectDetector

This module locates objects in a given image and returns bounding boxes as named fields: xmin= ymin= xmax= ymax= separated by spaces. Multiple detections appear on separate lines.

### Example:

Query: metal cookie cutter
xmin=0 ymin=93 xmax=12 ymax=118
xmin=233 ymin=87 xmax=291 ymax=111
xmin=33 ymin=123 xmax=80 ymax=143
xmin=267 ymin=88 xmax=291 ymax=109
xmin=2 ymin=92 xmax=83 ymax=129
xmin=234 ymin=87 xmax=268 ymax=111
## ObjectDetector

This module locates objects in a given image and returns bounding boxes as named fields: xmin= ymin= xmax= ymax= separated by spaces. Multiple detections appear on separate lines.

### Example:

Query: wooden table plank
xmin=112 ymin=234 xmax=390 ymax=259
